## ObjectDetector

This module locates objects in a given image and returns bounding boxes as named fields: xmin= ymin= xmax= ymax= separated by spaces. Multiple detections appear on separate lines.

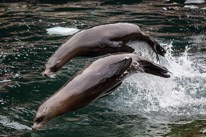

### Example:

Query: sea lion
xmin=44 ymin=23 xmax=166 ymax=76
xmin=33 ymin=53 xmax=170 ymax=130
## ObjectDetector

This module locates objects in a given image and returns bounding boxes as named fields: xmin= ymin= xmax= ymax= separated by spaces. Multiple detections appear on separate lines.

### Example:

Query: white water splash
xmin=0 ymin=115 xmax=31 ymax=130
xmin=107 ymin=42 xmax=206 ymax=121
xmin=185 ymin=0 xmax=205 ymax=4
xmin=0 ymin=79 xmax=11 ymax=83
xmin=184 ymin=5 xmax=199 ymax=9
xmin=46 ymin=26 xmax=79 ymax=36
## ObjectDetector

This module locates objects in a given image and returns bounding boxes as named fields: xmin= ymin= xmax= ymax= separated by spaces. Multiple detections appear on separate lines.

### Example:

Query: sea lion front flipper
xmin=98 ymin=82 xmax=122 ymax=99
xmin=108 ymin=41 xmax=124 ymax=47
xmin=88 ymin=58 xmax=132 ymax=98
xmin=100 ymin=57 xmax=132 ymax=80
xmin=107 ymin=41 xmax=135 ymax=53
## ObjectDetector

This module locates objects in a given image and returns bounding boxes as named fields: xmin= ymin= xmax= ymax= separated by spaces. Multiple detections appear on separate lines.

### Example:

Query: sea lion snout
xmin=43 ymin=62 xmax=59 ymax=77
xmin=44 ymin=56 xmax=61 ymax=77
xmin=32 ymin=123 xmax=42 ymax=130
xmin=43 ymin=69 xmax=54 ymax=77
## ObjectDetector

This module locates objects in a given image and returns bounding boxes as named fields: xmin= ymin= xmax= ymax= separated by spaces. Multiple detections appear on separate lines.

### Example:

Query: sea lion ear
xmin=57 ymin=59 xmax=63 ymax=64
xmin=43 ymin=107 xmax=48 ymax=112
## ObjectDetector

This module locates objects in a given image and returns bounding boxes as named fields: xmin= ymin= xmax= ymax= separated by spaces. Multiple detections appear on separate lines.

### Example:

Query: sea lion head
xmin=32 ymin=103 xmax=57 ymax=130
xmin=43 ymin=57 xmax=65 ymax=77
xmin=43 ymin=47 xmax=77 ymax=77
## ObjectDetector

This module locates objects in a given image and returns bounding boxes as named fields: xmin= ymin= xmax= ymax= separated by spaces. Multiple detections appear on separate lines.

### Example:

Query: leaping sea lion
xmin=33 ymin=53 xmax=170 ymax=130
xmin=44 ymin=23 xmax=166 ymax=76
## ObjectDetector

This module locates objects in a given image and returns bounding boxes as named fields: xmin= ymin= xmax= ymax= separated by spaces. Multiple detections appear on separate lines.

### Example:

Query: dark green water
xmin=0 ymin=0 xmax=206 ymax=136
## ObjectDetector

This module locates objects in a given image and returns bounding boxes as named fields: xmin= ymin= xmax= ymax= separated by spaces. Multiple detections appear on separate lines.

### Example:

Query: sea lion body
xmin=33 ymin=53 xmax=170 ymax=130
xmin=44 ymin=23 xmax=166 ymax=76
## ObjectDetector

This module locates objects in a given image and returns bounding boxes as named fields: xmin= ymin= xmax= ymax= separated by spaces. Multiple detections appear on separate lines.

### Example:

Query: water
xmin=0 ymin=0 xmax=206 ymax=136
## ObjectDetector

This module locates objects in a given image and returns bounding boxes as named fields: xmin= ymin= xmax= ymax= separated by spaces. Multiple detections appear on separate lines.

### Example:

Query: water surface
xmin=0 ymin=0 xmax=206 ymax=136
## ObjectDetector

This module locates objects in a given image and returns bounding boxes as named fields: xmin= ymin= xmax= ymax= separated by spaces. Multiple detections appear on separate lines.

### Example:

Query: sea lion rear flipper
xmin=98 ymin=82 xmax=122 ymax=99
xmin=139 ymin=33 xmax=166 ymax=60
xmin=139 ymin=60 xmax=170 ymax=78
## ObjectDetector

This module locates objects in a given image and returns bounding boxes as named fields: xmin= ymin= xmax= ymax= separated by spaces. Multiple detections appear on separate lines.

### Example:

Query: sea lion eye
xmin=35 ymin=116 xmax=44 ymax=123
xmin=50 ymin=66 xmax=57 ymax=72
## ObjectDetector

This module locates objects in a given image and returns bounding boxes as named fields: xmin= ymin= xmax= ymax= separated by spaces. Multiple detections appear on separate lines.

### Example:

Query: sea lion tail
xmin=139 ymin=60 xmax=170 ymax=78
